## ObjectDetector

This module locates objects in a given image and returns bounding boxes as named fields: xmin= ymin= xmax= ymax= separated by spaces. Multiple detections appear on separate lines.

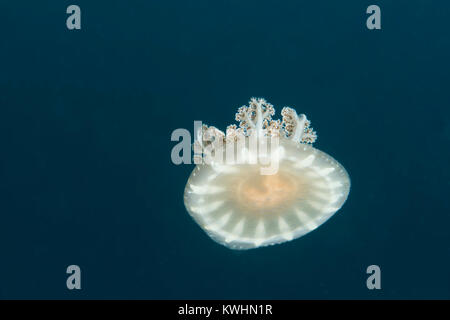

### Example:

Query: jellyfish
xmin=183 ymin=98 xmax=350 ymax=250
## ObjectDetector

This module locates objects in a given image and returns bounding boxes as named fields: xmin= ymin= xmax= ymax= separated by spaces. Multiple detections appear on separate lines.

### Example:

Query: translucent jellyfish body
xmin=184 ymin=98 xmax=350 ymax=250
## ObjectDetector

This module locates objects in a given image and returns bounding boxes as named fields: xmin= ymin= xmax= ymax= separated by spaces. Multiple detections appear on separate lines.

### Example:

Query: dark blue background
xmin=0 ymin=1 xmax=449 ymax=299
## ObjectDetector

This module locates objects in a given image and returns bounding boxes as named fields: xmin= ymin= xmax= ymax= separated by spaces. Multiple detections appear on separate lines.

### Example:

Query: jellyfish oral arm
xmin=236 ymin=98 xmax=275 ymax=137
xmin=292 ymin=113 xmax=307 ymax=141
xmin=281 ymin=107 xmax=317 ymax=144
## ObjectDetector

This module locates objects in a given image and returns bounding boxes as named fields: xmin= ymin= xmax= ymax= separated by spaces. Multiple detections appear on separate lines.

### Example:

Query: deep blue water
xmin=0 ymin=1 xmax=449 ymax=299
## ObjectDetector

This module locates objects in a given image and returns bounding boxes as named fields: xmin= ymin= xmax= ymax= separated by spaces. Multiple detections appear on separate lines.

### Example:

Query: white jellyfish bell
xmin=184 ymin=98 xmax=350 ymax=250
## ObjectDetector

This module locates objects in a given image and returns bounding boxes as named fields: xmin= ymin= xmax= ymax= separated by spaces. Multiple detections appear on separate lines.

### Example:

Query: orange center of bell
xmin=237 ymin=173 xmax=298 ymax=210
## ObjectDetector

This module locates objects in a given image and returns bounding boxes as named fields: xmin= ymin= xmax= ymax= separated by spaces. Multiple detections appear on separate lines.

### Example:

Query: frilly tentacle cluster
xmin=281 ymin=107 xmax=317 ymax=144
xmin=194 ymin=98 xmax=317 ymax=157
xmin=235 ymin=98 xmax=275 ymax=135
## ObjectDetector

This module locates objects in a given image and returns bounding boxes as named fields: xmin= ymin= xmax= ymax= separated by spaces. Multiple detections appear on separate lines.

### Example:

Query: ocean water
xmin=0 ymin=1 xmax=449 ymax=299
